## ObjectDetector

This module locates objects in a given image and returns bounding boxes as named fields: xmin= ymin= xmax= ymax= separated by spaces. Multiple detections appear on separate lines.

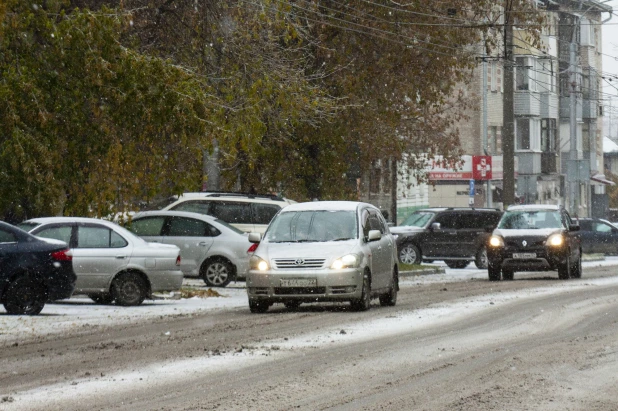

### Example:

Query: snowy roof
xmin=604 ymin=137 xmax=618 ymax=153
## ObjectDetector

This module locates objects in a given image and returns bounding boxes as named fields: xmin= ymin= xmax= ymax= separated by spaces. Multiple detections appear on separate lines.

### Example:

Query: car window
xmin=129 ymin=217 xmax=166 ymax=236
xmin=0 ymin=228 xmax=16 ymax=243
xmin=253 ymin=203 xmax=281 ymax=225
xmin=210 ymin=202 xmax=252 ymax=224
xmin=171 ymin=200 xmax=212 ymax=215
xmin=167 ymin=217 xmax=210 ymax=237
xmin=35 ymin=226 xmax=72 ymax=244
xmin=77 ymin=226 xmax=127 ymax=248
xmin=368 ymin=213 xmax=384 ymax=233
xmin=17 ymin=222 xmax=40 ymax=232
xmin=592 ymin=221 xmax=613 ymax=233
xmin=434 ymin=213 xmax=457 ymax=229
xmin=214 ymin=218 xmax=243 ymax=235
xmin=401 ymin=211 xmax=435 ymax=227
xmin=460 ymin=213 xmax=501 ymax=230
xmin=578 ymin=220 xmax=592 ymax=231
xmin=266 ymin=210 xmax=357 ymax=242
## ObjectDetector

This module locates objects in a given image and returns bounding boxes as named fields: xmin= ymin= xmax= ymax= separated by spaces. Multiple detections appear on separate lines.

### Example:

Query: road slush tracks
xmin=2 ymin=267 xmax=618 ymax=410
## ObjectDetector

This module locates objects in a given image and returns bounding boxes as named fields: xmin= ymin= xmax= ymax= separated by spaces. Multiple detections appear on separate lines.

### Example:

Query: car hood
xmin=258 ymin=240 xmax=359 ymax=261
xmin=493 ymin=228 xmax=563 ymax=238
xmin=389 ymin=226 xmax=425 ymax=235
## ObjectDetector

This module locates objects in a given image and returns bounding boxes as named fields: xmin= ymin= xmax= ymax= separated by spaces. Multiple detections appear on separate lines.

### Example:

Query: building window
xmin=538 ymin=59 xmax=556 ymax=93
xmin=516 ymin=118 xmax=540 ymax=151
xmin=516 ymin=57 xmax=536 ymax=91
xmin=488 ymin=126 xmax=498 ymax=154
xmin=583 ymin=122 xmax=590 ymax=152
xmin=541 ymin=119 xmax=556 ymax=152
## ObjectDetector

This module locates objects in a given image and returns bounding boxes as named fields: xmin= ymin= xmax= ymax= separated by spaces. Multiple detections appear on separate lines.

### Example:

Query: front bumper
xmin=487 ymin=246 xmax=568 ymax=271
xmin=246 ymin=268 xmax=363 ymax=302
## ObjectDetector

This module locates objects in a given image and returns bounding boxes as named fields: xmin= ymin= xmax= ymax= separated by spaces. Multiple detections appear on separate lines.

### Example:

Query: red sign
xmin=472 ymin=156 xmax=492 ymax=180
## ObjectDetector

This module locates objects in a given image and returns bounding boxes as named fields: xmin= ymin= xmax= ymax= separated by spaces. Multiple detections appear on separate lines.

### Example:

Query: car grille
xmin=504 ymin=236 xmax=546 ymax=251
xmin=273 ymin=258 xmax=325 ymax=269
xmin=274 ymin=287 xmax=326 ymax=295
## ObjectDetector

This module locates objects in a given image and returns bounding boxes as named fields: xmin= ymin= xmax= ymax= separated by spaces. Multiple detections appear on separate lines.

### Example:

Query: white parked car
xmin=246 ymin=201 xmax=398 ymax=313
xmin=18 ymin=217 xmax=183 ymax=306
xmin=128 ymin=211 xmax=252 ymax=287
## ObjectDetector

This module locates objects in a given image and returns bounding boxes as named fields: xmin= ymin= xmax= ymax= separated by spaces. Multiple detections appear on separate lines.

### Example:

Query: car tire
xmin=488 ymin=265 xmax=501 ymax=281
xmin=502 ymin=269 xmax=514 ymax=281
xmin=351 ymin=271 xmax=371 ymax=311
xmin=379 ymin=266 xmax=398 ymax=307
xmin=201 ymin=259 xmax=234 ymax=288
xmin=111 ymin=272 xmax=147 ymax=306
xmin=475 ymin=246 xmax=489 ymax=269
xmin=249 ymin=299 xmax=270 ymax=313
xmin=399 ymin=243 xmax=421 ymax=265
xmin=3 ymin=275 xmax=47 ymax=315
xmin=445 ymin=260 xmax=469 ymax=269
xmin=558 ymin=254 xmax=571 ymax=280
xmin=284 ymin=301 xmax=302 ymax=310
xmin=570 ymin=253 xmax=582 ymax=279
xmin=88 ymin=293 xmax=114 ymax=305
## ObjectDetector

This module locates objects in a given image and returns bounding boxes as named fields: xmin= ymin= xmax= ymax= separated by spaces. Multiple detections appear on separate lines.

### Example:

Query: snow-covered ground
xmin=1 ymin=257 xmax=618 ymax=346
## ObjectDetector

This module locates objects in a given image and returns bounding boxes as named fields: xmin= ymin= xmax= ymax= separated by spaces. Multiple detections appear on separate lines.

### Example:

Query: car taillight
xmin=247 ymin=243 xmax=258 ymax=254
xmin=51 ymin=249 xmax=72 ymax=261
xmin=176 ymin=255 xmax=181 ymax=266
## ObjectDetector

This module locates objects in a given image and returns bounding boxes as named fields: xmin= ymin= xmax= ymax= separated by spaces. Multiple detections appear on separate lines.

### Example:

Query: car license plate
xmin=512 ymin=253 xmax=536 ymax=259
xmin=280 ymin=279 xmax=317 ymax=287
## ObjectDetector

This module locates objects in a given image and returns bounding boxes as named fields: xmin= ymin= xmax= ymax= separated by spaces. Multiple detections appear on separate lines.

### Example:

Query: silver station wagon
xmin=246 ymin=201 xmax=398 ymax=313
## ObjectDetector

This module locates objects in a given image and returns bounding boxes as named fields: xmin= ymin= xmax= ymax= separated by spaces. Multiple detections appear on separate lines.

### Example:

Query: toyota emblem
xmin=522 ymin=240 xmax=527 ymax=247
xmin=295 ymin=258 xmax=305 ymax=265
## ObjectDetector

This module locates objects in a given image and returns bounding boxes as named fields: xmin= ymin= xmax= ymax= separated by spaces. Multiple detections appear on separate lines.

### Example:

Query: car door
xmin=451 ymin=212 xmax=480 ymax=258
xmin=162 ymin=216 xmax=215 ymax=276
xmin=71 ymin=224 xmax=130 ymax=292
xmin=563 ymin=212 xmax=581 ymax=261
xmin=422 ymin=212 xmax=458 ymax=258
xmin=364 ymin=210 xmax=390 ymax=289
xmin=0 ymin=228 xmax=18 ymax=278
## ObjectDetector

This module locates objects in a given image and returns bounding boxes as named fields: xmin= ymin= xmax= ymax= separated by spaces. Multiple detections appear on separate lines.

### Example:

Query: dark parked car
xmin=577 ymin=218 xmax=618 ymax=255
xmin=486 ymin=205 xmax=581 ymax=281
xmin=390 ymin=208 xmax=502 ymax=269
xmin=0 ymin=221 xmax=76 ymax=315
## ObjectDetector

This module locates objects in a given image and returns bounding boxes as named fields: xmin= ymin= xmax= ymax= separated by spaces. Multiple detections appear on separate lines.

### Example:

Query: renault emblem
xmin=295 ymin=258 xmax=305 ymax=265
xmin=522 ymin=240 xmax=527 ymax=247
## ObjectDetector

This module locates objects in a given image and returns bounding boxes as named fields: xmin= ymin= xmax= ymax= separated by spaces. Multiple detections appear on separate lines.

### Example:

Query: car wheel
xmin=558 ymin=254 xmax=571 ymax=280
xmin=201 ymin=259 xmax=233 ymax=288
xmin=570 ymin=253 xmax=582 ymax=279
xmin=284 ymin=301 xmax=301 ymax=310
xmin=88 ymin=293 xmax=114 ymax=305
xmin=445 ymin=260 xmax=469 ymax=269
xmin=379 ymin=266 xmax=398 ymax=307
xmin=351 ymin=271 xmax=371 ymax=311
xmin=112 ymin=272 xmax=147 ymax=306
xmin=249 ymin=298 xmax=269 ymax=313
xmin=502 ymin=269 xmax=514 ymax=281
xmin=3 ymin=275 xmax=47 ymax=315
xmin=488 ymin=265 xmax=501 ymax=281
xmin=399 ymin=243 xmax=421 ymax=265
xmin=475 ymin=246 xmax=489 ymax=269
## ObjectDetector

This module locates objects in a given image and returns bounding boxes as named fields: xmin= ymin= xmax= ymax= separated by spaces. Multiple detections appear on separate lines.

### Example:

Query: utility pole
xmin=482 ymin=33 xmax=492 ymax=208
xmin=502 ymin=0 xmax=515 ymax=207
xmin=568 ymin=23 xmax=579 ymax=214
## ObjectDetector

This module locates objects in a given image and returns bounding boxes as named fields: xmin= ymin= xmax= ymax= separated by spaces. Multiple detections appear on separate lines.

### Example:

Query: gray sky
xmin=603 ymin=1 xmax=618 ymax=98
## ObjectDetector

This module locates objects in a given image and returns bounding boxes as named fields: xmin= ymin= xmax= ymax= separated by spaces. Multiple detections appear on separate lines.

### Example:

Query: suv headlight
xmin=331 ymin=254 xmax=360 ymax=270
xmin=489 ymin=235 xmax=504 ymax=247
xmin=546 ymin=233 xmax=564 ymax=247
xmin=250 ymin=255 xmax=270 ymax=271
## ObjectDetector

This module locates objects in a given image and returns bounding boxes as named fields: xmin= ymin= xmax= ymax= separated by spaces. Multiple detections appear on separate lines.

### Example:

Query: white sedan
xmin=18 ymin=217 xmax=183 ymax=306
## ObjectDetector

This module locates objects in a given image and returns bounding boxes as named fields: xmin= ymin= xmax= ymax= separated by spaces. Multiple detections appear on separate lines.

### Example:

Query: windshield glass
xmin=400 ymin=211 xmax=435 ymax=228
xmin=498 ymin=210 xmax=563 ymax=230
xmin=265 ymin=210 xmax=357 ymax=243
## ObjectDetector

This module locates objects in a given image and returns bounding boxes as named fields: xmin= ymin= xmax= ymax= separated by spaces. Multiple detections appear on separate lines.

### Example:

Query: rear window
xmin=17 ymin=222 xmax=40 ymax=232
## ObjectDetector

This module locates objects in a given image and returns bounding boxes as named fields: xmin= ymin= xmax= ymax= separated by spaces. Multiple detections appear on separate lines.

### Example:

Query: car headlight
xmin=250 ymin=255 xmax=270 ymax=271
xmin=489 ymin=235 xmax=504 ymax=247
xmin=546 ymin=234 xmax=564 ymax=247
xmin=331 ymin=254 xmax=360 ymax=270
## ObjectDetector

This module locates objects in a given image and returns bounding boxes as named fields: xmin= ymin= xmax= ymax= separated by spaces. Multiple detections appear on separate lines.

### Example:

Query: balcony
xmin=541 ymin=152 xmax=558 ymax=174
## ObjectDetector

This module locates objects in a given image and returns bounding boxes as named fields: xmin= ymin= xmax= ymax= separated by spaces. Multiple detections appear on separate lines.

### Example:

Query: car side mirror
xmin=248 ymin=232 xmax=262 ymax=243
xmin=430 ymin=222 xmax=441 ymax=231
xmin=569 ymin=223 xmax=580 ymax=232
xmin=367 ymin=230 xmax=381 ymax=242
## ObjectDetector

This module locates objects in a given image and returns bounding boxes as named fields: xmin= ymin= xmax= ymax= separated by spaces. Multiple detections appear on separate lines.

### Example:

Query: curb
xmin=400 ymin=266 xmax=446 ymax=277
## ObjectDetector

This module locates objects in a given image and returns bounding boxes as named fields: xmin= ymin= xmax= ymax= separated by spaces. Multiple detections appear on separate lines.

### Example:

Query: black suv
xmin=390 ymin=208 xmax=502 ymax=269
xmin=486 ymin=205 xmax=581 ymax=281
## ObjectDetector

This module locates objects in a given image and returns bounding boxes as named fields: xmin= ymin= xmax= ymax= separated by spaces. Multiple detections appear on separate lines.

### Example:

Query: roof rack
xmin=184 ymin=191 xmax=286 ymax=202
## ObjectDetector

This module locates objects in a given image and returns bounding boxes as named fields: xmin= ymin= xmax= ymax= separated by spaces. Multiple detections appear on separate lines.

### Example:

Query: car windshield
xmin=16 ymin=222 xmax=40 ymax=232
xmin=400 ymin=211 xmax=435 ymax=228
xmin=498 ymin=210 xmax=563 ymax=230
xmin=265 ymin=210 xmax=357 ymax=243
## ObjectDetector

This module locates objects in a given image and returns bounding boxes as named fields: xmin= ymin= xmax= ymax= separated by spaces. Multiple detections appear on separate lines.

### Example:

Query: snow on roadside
xmin=5 ymin=274 xmax=618 ymax=411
